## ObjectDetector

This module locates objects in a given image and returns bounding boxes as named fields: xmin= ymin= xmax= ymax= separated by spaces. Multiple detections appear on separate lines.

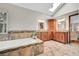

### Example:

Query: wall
xmin=0 ymin=3 xmax=50 ymax=31
xmin=55 ymin=11 xmax=78 ymax=32
xmin=52 ymin=3 xmax=79 ymax=32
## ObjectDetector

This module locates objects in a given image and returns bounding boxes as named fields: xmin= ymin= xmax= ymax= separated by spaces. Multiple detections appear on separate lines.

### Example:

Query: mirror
xmin=57 ymin=18 xmax=66 ymax=31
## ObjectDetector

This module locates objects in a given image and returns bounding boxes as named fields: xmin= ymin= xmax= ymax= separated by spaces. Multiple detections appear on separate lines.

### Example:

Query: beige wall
xmin=0 ymin=3 xmax=50 ymax=31
xmin=55 ymin=11 xmax=78 ymax=32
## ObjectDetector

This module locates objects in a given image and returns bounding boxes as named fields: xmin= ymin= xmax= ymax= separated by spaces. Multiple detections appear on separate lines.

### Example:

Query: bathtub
xmin=0 ymin=38 xmax=43 ymax=56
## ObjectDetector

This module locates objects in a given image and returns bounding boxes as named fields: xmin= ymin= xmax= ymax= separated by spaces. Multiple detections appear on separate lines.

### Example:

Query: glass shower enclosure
xmin=69 ymin=13 xmax=79 ymax=42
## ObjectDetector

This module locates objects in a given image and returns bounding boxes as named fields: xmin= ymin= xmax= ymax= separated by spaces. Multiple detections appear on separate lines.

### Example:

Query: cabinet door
xmin=48 ymin=32 xmax=53 ymax=40
xmin=48 ymin=19 xmax=56 ymax=31
xmin=42 ymin=32 xmax=48 ymax=41
xmin=37 ymin=32 xmax=49 ymax=41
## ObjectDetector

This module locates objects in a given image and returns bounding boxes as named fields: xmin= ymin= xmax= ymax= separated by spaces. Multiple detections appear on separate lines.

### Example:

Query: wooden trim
xmin=71 ymin=40 xmax=79 ymax=43
xmin=69 ymin=13 xmax=79 ymax=17
xmin=50 ymin=39 xmax=67 ymax=44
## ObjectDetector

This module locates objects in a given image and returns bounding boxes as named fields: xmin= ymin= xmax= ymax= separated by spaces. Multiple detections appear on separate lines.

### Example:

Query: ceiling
xmin=11 ymin=3 xmax=63 ymax=16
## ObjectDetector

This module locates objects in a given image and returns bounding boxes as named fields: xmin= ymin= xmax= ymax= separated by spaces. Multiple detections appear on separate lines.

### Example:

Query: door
xmin=69 ymin=13 xmax=79 ymax=42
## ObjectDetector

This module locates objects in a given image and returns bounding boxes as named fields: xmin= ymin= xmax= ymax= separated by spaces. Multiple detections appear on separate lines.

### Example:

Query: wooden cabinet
xmin=48 ymin=19 xmax=56 ymax=31
xmin=48 ymin=31 xmax=55 ymax=40
xmin=48 ymin=19 xmax=68 ymax=43
xmin=37 ymin=32 xmax=49 ymax=41
xmin=37 ymin=19 xmax=56 ymax=41
xmin=48 ymin=19 xmax=56 ymax=40
xmin=54 ymin=32 xmax=68 ymax=43
xmin=37 ymin=19 xmax=68 ymax=43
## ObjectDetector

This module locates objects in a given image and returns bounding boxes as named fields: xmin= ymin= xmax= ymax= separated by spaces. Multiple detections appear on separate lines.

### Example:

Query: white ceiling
xmin=10 ymin=3 xmax=64 ymax=16
xmin=11 ymin=3 xmax=52 ymax=15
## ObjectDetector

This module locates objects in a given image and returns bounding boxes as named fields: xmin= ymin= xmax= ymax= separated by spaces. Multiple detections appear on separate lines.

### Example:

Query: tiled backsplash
xmin=8 ymin=31 xmax=35 ymax=39
xmin=0 ymin=30 xmax=37 ymax=41
xmin=0 ymin=34 xmax=8 ymax=41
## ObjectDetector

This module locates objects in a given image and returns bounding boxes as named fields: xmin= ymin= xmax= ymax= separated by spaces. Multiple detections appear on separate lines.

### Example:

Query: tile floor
xmin=38 ymin=40 xmax=79 ymax=56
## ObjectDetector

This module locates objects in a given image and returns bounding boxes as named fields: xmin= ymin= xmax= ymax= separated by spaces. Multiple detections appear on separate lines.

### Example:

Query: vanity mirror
xmin=57 ymin=18 xmax=66 ymax=31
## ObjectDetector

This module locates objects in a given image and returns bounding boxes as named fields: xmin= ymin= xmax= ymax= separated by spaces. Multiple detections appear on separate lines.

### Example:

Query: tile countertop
xmin=0 ymin=38 xmax=43 ymax=52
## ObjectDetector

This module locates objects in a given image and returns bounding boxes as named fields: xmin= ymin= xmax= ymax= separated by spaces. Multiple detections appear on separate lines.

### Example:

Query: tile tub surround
xmin=0 ymin=34 xmax=10 ymax=41
xmin=8 ymin=30 xmax=35 ymax=39
xmin=0 ymin=30 xmax=39 ymax=41
xmin=0 ymin=38 xmax=43 ymax=56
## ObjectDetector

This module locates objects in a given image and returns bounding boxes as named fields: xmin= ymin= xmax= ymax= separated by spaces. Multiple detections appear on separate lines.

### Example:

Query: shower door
xmin=69 ymin=13 xmax=79 ymax=42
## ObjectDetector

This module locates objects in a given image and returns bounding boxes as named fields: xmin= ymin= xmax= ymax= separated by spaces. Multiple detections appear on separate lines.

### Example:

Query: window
xmin=0 ymin=11 xmax=8 ymax=34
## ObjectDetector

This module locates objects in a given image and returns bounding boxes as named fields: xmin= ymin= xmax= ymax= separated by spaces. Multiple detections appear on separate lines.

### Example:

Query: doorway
xmin=69 ymin=13 xmax=79 ymax=43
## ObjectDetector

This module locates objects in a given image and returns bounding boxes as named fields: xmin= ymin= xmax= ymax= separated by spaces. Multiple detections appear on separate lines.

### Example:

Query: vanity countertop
xmin=0 ymin=38 xmax=43 ymax=52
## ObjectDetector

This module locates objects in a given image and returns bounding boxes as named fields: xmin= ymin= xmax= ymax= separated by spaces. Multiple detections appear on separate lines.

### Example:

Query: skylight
xmin=49 ymin=3 xmax=61 ymax=12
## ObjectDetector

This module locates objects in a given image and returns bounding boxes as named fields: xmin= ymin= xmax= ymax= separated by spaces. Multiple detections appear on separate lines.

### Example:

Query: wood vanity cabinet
xmin=54 ymin=32 xmax=68 ymax=43
xmin=37 ymin=19 xmax=68 ymax=43
xmin=49 ymin=32 xmax=68 ymax=43
xmin=37 ymin=32 xmax=49 ymax=41
xmin=37 ymin=19 xmax=56 ymax=41
xmin=48 ymin=19 xmax=68 ymax=43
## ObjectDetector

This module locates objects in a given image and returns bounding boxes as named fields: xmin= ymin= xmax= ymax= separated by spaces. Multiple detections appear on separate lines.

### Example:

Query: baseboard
xmin=50 ymin=39 xmax=67 ymax=44
xmin=71 ymin=40 xmax=79 ymax=43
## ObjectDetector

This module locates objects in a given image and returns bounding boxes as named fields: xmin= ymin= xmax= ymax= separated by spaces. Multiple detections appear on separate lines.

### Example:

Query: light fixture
xmin=38 ymin=19 xmax=45 ymax=22
xmin=57 ymin=18 xmax=65 ymax=24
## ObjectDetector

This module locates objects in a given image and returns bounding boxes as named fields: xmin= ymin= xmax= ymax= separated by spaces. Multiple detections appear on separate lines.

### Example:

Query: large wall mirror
xmin=57 ymin=18 xmax=66 ymax=31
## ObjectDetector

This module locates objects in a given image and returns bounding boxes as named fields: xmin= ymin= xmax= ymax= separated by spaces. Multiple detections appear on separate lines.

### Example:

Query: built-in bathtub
xmin=0 ymin=38 xmax=43 ymax=56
